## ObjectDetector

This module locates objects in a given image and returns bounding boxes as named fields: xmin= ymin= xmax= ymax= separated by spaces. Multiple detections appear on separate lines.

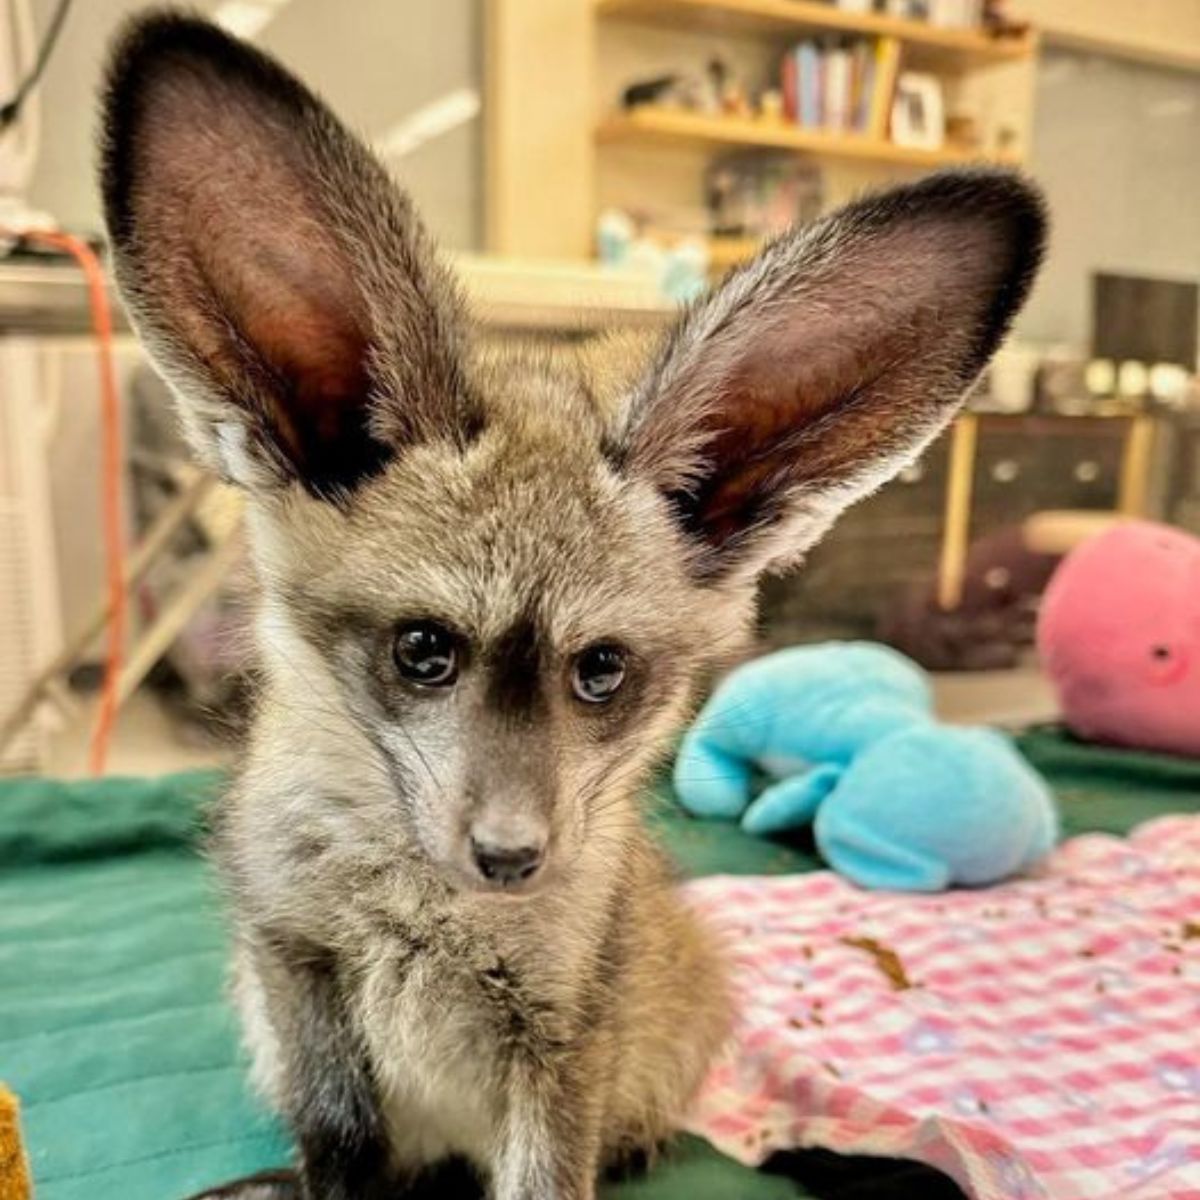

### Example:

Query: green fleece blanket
xmin=3 ymin=727 xmax=1198 ymax=1200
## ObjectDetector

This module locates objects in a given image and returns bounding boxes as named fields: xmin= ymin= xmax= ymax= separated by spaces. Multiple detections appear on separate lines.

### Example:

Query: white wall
xmin=25 ymin=0 xmax=482 ymax=248
xmin=1020 ymin=48 xmax=1200 ymax=353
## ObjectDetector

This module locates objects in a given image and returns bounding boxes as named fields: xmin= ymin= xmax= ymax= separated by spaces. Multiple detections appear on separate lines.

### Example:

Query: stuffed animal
xmin=674 ymin=642 xmax=1057 ymax=891
xmin=1038 ymin=520 xmax=1200 ymax=758
xmin=0 ymin=1085 xmax=31 ymax=1200
xmin=876 ymin=524 xmax=1061 ymax=671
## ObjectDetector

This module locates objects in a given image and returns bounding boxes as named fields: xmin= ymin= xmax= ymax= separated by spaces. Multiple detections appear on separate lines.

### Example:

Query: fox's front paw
xmin=182 ymin=1169 xmax=299 ymax=1200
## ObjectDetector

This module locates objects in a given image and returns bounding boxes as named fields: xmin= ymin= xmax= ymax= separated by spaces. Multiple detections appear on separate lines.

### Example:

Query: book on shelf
xmin=868 ymin=36 xmax=902 ymax=138
xmin=782 ymin=47 xmax=798 ymax=123
xmin=825 ymin=43 xmax=852 ymax=132
xmin=798 ymin=40 xmax=821 ymax=128
xmin=848 ymin=40 xmax=873 ymax=130
xmin=780 ymin=34 xmax=902 ymax=139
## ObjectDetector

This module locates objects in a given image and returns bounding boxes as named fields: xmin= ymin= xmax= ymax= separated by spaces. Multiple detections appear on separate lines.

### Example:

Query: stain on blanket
xmin=838 ymin=935 xmax=914 ymax=991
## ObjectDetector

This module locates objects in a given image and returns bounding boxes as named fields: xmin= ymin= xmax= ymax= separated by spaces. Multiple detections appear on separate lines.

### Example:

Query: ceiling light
xmin=375 ymin=89 xmax=481 ymax=161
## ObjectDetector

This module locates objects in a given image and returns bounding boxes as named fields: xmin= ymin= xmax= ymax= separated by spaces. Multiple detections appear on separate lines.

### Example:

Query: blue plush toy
xmin=674 ymin=642 xmax=1058 ymax=891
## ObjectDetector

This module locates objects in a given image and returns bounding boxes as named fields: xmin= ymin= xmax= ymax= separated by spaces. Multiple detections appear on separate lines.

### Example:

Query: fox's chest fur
xmin=234 ymin=919 xmax=519 ymax=1170
xmin=224 ymin=782 xmax=665 ymax=1179
xmin=359 ymin=922 xmax=585 ymax=1167
xmin=374 ymin=994 xmax=499 ymax=1165
xmin=358 ymin=892 xmax=610 ymax=1168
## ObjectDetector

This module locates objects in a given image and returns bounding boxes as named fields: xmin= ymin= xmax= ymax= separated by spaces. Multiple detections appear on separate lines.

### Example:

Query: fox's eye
xmin=394 ymin=621 xmax=459 ymax=687
xmin=572 ymin=644 xmax=627 ymax=704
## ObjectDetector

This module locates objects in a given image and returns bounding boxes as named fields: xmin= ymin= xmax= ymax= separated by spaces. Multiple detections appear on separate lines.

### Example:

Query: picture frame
xmin=891 ymin=72 xmax=946 ymax=150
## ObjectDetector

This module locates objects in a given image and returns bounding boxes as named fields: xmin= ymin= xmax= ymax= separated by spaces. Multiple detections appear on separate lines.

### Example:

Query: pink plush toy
xmin=1038 ymin=520 xmax=1200 ymax=758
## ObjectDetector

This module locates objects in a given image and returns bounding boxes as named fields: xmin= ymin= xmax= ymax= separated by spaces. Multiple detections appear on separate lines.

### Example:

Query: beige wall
xmin=265 ymin=0 xmax=481 ymax=250
xmin=1016 ymin=0 xmax=1200 ymax=69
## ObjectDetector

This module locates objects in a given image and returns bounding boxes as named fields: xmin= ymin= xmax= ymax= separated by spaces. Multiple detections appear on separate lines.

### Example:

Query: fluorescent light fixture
xmin=375 ymin=89 xmax=481 ymax=161
xmin=213 ymin=0 xmax=292 ymax=41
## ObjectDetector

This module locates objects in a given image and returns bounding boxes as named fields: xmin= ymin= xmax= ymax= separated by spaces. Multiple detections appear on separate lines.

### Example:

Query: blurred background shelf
xmin=0 ymin=255 xmax=676 ymax=337
xmin=595 ymin=0 xmax=1037 ymax=69
xmin=707 ymin=234 xmax=763 ymax=270
xmin=487 ymin=0 xmax=1041 ymax=261
xmin=597 ymin=108 xmax=1006 ymax=168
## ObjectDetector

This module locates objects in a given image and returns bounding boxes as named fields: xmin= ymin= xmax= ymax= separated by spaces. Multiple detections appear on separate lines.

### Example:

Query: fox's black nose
xmin=471 ymin=838 xmax=544 ymax=886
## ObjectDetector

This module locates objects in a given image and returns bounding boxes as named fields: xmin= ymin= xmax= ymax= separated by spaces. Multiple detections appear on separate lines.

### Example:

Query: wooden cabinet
xmin=760 ymin=412 xmax=1166 ymax=647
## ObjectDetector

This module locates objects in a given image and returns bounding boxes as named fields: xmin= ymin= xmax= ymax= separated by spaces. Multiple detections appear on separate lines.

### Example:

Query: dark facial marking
xmin=485 ymin=615 xmax=543 ymax=718
xmin=285 ymin=595 xmax=448 ymax=729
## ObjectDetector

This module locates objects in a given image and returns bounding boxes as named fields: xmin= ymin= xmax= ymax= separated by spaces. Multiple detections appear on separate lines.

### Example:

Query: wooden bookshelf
xmin=708 ymin=234 xmax=763 ymax=271
xmin=597 ymin=107 xmax=1007 ymax=168
xmin=595 ymin=0 xmax=1037 ymax=69
xmin=484 ymin=0 xmax=1037 ymax=260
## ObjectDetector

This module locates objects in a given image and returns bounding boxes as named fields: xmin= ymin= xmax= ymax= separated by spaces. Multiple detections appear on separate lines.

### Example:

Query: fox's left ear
xmin=99 ymin=12 xmax=475 ymax=501
xmin=618 ymin=169 xmax=1046 ymax=582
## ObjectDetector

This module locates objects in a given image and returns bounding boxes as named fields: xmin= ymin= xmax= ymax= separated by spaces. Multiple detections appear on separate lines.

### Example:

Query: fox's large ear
xmin=618 ymin=170 xmax=1046 ymax=582
xmin=100 ymin=13 xmax=476 ymax=499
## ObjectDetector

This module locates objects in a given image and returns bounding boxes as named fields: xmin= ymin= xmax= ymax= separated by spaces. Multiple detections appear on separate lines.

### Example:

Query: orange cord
xmin=7 ymin=230 xmax=126 ymax=774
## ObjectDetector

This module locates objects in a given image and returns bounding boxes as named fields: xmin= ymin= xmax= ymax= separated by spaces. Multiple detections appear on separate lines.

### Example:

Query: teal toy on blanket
xmin=674 ymin=642 xmax=1057 ymax=891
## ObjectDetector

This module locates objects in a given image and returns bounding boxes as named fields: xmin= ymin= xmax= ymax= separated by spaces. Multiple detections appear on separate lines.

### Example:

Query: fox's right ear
xmin=100 ymin=12 xmax=478 ymax=501
xmin=616 ymin=169 xmax=1046 ymax=583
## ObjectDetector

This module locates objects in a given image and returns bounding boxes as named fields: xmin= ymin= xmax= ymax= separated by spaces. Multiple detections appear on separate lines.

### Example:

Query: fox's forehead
xmin=261 ymin=404 xmax=698 ymax=652
xmin=467 ymin=334 xmax=646 ymax=429
xmin=471 ymin=343 xmax=597 ymax=411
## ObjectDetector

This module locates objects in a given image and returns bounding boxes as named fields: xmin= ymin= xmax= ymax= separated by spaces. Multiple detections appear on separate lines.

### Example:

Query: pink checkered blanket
xmin=684 ymin=815 xmax=1200 ymax=1200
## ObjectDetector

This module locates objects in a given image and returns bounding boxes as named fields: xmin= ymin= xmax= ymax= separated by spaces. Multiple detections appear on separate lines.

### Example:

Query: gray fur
xmin=99 ymin=12 xmax=1045 ymax=1200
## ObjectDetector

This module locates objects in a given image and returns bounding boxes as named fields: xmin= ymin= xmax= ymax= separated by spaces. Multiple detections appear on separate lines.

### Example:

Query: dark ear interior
xmin=621 ymin=169 xmax=1047 ymax=580
xmin=100 ymin=13 xmax=470 ymax=497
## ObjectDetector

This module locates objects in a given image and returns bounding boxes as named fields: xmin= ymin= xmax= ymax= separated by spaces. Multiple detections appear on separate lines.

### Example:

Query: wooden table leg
xmin=1117 ymin=413 xmax=1156 ymax=517
xmin=937 ymin=413 xmax=979 ymax=613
